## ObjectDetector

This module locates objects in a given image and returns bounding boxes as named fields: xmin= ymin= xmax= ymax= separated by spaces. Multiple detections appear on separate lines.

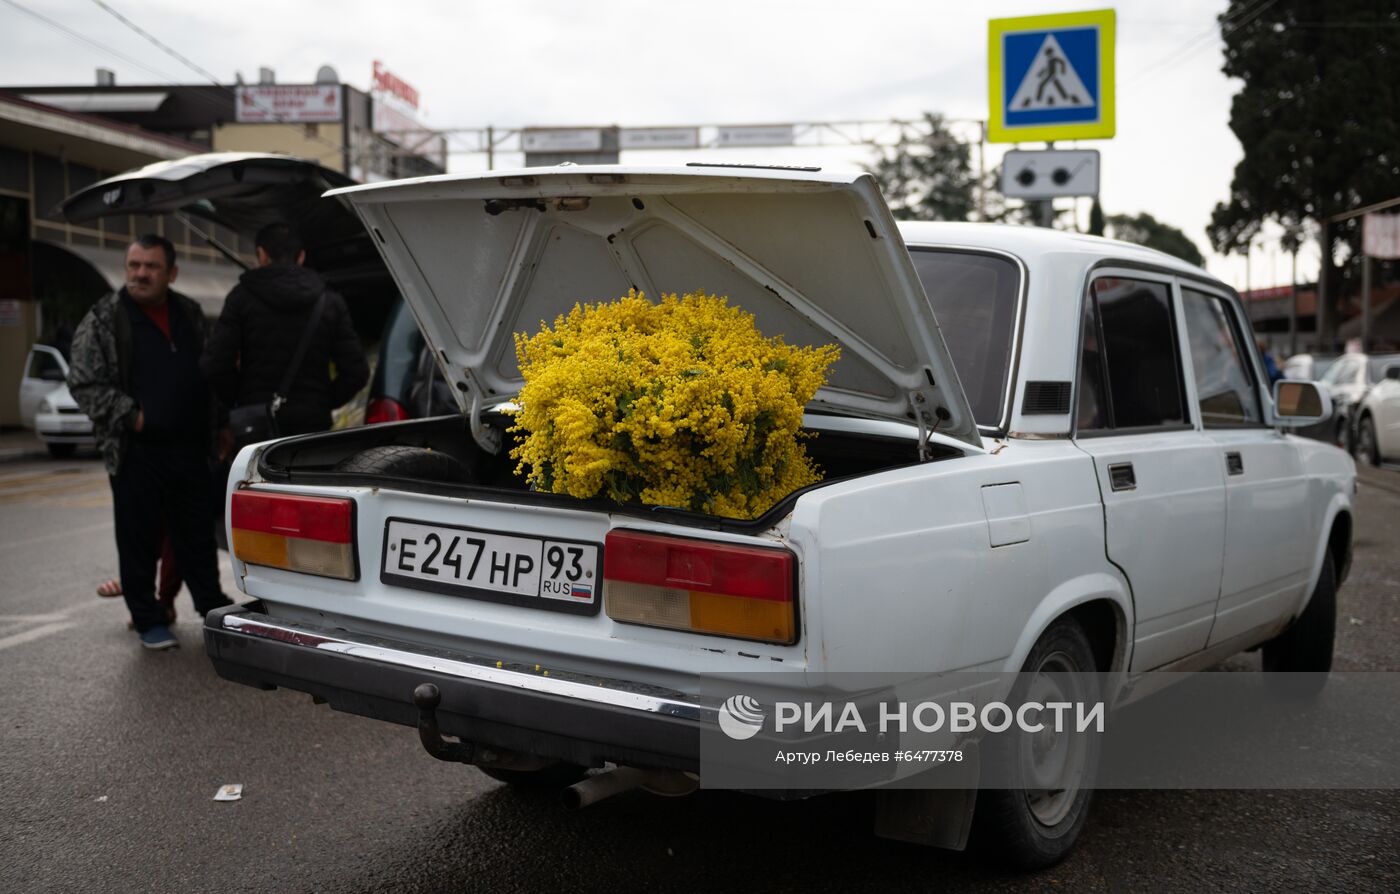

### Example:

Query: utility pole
xmin=1316 ymin=225 xmax=1328 ymax=351
xmin=977 ymin=121 xmax=987 ymax=221
xmin=1360 ymin=241 xmax=1371 ymax=352
xmin=1288 ymin=246 xmax=1298 ymax=356
xmin=1245 ymin=241 xmax=1253 ymax=327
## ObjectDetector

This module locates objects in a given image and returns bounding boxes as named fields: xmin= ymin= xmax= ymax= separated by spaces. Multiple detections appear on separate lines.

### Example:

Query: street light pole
xmin=1245 ymin=242 xmax=1253 ymax=328
xmin=1289 ymin=246 xmax=1299 ymax=356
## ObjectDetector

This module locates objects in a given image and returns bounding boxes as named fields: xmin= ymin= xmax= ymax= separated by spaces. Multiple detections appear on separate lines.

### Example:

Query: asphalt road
xmin=1 ymin=442 xmax=1397 ymax=893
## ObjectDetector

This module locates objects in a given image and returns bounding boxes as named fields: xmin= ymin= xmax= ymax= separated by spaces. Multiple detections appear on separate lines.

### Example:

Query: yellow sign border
xmin=988 ymin=9 xmax=1116 ymax=144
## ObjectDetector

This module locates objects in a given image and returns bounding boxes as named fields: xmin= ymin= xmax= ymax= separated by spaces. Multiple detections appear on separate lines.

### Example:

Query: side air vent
xmin=1022 ymin=381 xmax=1072 ymax=415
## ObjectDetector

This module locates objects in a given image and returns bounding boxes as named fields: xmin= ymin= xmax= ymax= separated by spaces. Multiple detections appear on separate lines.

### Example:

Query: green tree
xmin=867 ymin=113 xmax=976 ymax=221
xmin=1208 ymin=0 xmax=1400 ymax=337
xmin=1108 ymin=213 xmax=1206 ymax=266
xmin=1088 ymin=198 xmax=1105 ymax=237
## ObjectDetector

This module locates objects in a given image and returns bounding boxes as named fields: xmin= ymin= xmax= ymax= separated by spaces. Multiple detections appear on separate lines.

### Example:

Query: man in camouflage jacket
xmin=69 ymin=234 xmax=231 ymax=648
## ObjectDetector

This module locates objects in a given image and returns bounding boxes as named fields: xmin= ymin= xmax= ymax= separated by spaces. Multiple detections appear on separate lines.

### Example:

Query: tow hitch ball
xmin=412 ymin=683 xmax=477 ymax=764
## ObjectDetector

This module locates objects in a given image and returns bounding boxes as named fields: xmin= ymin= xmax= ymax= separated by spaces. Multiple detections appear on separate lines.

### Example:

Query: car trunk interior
xmin=256 ymin=413 xmax=962 ymax=531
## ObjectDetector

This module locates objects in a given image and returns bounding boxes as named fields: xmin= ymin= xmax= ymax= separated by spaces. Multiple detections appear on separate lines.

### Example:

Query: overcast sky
xmin=2 ymin=0 xmax=1305 ymax=290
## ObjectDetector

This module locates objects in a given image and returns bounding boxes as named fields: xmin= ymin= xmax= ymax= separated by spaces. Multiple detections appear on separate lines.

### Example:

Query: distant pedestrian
xmin=202 ymin=222 xmax=369 ymax=447
xmin=68 ymin=234 xmax=233 ymax=650
xmin=1256 ymin=337 xmax=1283 ymax=384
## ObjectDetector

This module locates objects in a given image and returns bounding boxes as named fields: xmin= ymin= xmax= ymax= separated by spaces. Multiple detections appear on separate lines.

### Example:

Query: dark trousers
xmin=111 ymin=442 xmax=230 ymax=632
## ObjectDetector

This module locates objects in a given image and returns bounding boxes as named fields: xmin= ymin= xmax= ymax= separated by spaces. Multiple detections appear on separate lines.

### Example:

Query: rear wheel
xmin=1357 ymin=416 xmax=1382 ymax=466
xmin=333 ymin=445 xmax=471 ymax=483
xmin=1262 ymin=554 xmax=1335 ymax=698
xmin=973 ymin=616 xmax=1101 ymax=870
xmin=479 ymin=763 xmax=590 ymax=788
xmin=46 ymin=442 xmax=76 ymax=458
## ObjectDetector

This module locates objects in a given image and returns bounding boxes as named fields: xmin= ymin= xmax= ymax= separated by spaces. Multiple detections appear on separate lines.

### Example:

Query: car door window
xmin=26 ymin=348 xmax=66 ymax=382
xmin=1180 ymin=288 xmax=1263 ymax=426
xmin=1076 ymin=276 xmax=1186 ymax=432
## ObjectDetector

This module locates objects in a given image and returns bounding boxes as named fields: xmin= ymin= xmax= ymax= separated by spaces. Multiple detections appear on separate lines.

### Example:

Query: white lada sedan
xmin=203 ymin=166 xmax=1352 ymax=868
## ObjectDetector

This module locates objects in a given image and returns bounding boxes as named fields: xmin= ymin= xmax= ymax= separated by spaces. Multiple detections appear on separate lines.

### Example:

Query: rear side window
xmin=1180 ymin=288 xmax=1262 ymax=426
xmin=909 ymin=249 xmax=1021 ymax=427
xmin=1077 ymin=277 xmax=1186 ymax=431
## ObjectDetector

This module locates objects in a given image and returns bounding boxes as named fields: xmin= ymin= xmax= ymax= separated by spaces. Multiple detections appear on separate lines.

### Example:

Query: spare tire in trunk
xmin=333 ymin=445 xmax=472 ymax=484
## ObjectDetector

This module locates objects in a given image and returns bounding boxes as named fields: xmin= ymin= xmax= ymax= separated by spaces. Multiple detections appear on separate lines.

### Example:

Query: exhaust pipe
xmin=563 ymin=766 xmax=698 ymax=809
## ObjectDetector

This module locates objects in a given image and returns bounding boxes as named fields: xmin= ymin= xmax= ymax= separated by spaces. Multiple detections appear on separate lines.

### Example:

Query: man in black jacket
xmin=202 ymin=222 xmax=369 ymax=440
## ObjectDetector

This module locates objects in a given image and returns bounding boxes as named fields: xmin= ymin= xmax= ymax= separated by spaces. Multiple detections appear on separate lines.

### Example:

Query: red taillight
xmin=605 ymin=530 xmax=793 ymax=601
xmin=603 ymin=530 xmax=796 ymax=643
xmin=365 ymin=397 xmax=409 ymax=425
xmin=231 ymin=491 xmax=354 ymax=543
xmin=231 ymin=491 xmax=356 ymax=580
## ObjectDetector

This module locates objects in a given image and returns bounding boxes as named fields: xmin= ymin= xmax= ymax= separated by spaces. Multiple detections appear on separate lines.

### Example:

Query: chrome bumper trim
xmin=221 ymin=612 xmax=720 ymax=723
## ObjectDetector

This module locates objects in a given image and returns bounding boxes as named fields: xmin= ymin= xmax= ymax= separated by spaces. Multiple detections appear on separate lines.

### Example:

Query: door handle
xmin=1226 ymin=452 xmax=1244 ymax=476
xmin=1108 ymin=462 xmax=1136 ymax=491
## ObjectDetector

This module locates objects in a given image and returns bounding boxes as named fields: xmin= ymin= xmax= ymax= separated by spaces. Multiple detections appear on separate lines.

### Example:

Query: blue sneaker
xmin=138 ymin=624 xmax=178 ymax=650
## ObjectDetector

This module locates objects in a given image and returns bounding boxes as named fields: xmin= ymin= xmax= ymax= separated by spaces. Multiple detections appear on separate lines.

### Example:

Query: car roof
xmin=895 ymin=220 xmax=1219 ymax=285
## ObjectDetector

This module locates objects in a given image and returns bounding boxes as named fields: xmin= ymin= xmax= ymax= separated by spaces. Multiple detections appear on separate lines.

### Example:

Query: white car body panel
xmin=1357 ymin=367 xmax=1400 ymax=461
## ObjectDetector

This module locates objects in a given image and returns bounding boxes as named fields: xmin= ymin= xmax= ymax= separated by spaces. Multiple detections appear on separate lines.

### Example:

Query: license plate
xmin=380 ymin=518 xmax=602 ymax=615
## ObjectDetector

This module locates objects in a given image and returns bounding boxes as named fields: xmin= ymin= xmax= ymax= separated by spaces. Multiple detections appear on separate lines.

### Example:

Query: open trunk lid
xmin=58 ymin=152 xmax=388 ymax=297
xmin=327 ymin=165 xmax=981 ymax=451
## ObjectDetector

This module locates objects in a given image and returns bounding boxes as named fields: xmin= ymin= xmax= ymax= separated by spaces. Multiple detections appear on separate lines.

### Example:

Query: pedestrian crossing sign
xmin=988 ymin=9 xmax=1115 ymax=143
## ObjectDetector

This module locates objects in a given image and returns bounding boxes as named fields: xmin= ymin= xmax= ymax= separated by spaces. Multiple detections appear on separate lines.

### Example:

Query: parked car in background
xmin=203 ymin=166 xmax=1352 ymax=869
xmin=1316 ymin=353 xmax=1400 ymax=449
xmin=17 ymin=344 xmax=95 ymax=458
xmin=1353 ymin=359 xmax=1400 ymax=466
xmin=1282 ymin=352 xmax=1339 ymax=382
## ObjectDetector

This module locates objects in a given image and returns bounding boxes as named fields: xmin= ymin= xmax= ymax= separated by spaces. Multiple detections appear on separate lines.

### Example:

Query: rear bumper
xmin=203 ymin=602 xmax=714 ymax=771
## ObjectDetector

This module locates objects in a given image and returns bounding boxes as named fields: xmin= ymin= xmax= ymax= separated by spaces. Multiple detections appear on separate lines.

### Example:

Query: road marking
xmin=0 ymin=477 xmax=109 ymax=504
xmin=0 ymin=621 xmax=77 ymax=652
xmin=0 ymin=599 xmax=118 ymax=651
xmin=0 ymin=520 xmax=114 ymax=553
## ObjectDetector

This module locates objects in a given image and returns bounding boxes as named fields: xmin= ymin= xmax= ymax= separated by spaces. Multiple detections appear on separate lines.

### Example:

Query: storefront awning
xmin=22 ymin=92 xmax=170 ymax=114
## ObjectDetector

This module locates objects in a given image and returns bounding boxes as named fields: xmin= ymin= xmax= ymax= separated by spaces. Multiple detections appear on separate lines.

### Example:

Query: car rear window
xmin=908 ymin=249 xmax=1021 ymax=427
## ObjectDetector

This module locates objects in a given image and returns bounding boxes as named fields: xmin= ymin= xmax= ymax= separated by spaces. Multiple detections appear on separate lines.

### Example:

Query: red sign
xmin=372 ymin=60 xmax=419 ymax=110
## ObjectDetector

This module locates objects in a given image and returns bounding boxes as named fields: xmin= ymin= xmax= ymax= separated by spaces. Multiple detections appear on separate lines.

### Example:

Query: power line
xmin=87 ymin=0 xmax=224 ymax=85
xmin=1126 ymin=0 xmax=1280 ymax=86
xmin=0 ymin=0 xmax=186 ymax=84
xmin=85 ymin=0 xmax=350 ymax=162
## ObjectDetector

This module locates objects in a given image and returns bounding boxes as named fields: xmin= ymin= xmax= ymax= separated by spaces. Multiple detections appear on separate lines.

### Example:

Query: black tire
xmin=1262 ymin=554 xmax=1336 ymax=698
xmin=479 ymin=762 xmax=590 ymax=788
xmin=1357 ymin=415 xmax=1382 ymax=467
xmin=972 ymin=616 xmax=1101 ymax=870
xmin=333 ymin=445 xmax=471 ymax=483
xmin=46 ymin=442 xmax=76 ymax=458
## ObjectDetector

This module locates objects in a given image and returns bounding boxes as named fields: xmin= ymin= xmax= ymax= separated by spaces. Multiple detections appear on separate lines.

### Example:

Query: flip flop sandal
xmin=96 ymin=580 xmax=123 ymax=598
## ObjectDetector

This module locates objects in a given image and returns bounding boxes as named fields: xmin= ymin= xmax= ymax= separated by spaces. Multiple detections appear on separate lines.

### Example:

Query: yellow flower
xmin=510 ymin=291 xmax=839 ymax=519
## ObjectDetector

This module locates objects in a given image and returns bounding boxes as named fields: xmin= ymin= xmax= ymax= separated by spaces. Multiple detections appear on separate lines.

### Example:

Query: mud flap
xmin=873 ymin=745 xmax=980 ymax=850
